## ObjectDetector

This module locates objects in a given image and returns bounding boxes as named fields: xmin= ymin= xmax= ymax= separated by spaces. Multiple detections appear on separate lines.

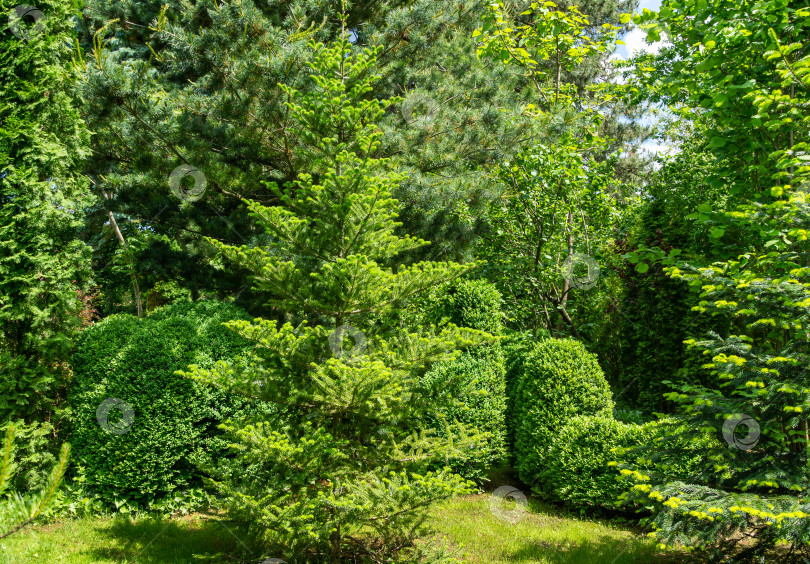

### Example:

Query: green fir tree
xmin=182 ymin=33 xmax=492 ymax=562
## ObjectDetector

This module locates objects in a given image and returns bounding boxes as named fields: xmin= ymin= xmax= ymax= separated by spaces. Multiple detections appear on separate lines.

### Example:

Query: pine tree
xmin=181 ymin=33 xmax=492 ymax=562
xmin=76 ymin=0 xmax=643 ymax=313
xmin=0 ymin=0 xmax=93 ymax=422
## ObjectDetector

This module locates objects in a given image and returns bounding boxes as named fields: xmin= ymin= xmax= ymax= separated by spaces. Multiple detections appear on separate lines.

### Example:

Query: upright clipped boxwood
xmin=69 ymin=301 xmax=257 ymax=505
xmin=513 ymin=338 xmax=613 ymax=486
xmin=501 ymin=330 xmax=542 ymax=454
xmin=421 ymin=350 xmax=506 ymax=481
xmin=420 ymin=279 xmax=507 ymax=481
xmin=428 ymin=279 xmax=504 ymax=335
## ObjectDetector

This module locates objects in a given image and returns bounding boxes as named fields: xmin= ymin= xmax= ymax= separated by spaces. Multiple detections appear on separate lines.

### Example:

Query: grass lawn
xmin=430 ymin=495 xmax=691 ymax=563
xmin=0 ymin=494 xmax=692 ymax=563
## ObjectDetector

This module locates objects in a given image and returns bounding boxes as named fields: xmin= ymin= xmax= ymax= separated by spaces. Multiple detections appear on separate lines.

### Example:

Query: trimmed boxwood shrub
xmin=428 ymin=279 xmax=504 ymax=335
xmin=537 ymin=415 xmax=719 ymax=510
xmin=538 ymin=415 xmax=649 ymax=508
xmin=421 ymin=349 xmax=507 ymax=481
xmin=501 ymin=330 xmax=541 ymax=454
xmin=513 ymin=338 xmax=614 ymax=485
xmin=69 ymin=301 xmax=259 ymax=505
xmin=414 ymin=279 xmax=507 ymax=481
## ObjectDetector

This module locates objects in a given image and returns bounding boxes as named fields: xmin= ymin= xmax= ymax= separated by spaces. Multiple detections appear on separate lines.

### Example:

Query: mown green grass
xmin=429 ymin=494 xmax=691 ymax=563
xmin=0 ymin=495 xmax=692 ymax=563
xmin=0 ymin=512 xmax=257 ymax=563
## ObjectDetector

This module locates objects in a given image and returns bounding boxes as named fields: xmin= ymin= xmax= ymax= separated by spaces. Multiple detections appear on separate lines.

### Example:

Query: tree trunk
xmin=98 ymin=186 xmax=143 ymax=317
xmin=557 ymin=210 xmax=574 ymax=335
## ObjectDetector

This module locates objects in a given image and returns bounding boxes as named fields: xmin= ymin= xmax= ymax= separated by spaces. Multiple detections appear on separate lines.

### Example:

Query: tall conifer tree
xmin=183 ymin=34 xmax=491 ymax=562
xmin=0 ymin=0 xmax=93 ymax=422
xmin=77 ymin=0 xmax=641 ymax=312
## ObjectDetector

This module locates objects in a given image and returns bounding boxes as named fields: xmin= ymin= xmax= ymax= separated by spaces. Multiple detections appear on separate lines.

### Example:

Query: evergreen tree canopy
xmin=76 ymin=0 xmax=644 ymax=316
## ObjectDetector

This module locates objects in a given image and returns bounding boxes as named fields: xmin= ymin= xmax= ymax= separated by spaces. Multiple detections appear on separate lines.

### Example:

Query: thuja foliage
xmin=0 ymin=0 xmax=93 ymax=422
xmin=0 ymin=424 xmax=69 ymax=539
xmin=181 ymin=35 xmax=492 ymax=562
xmin=604 ymin=141 xmax=729 ymax=412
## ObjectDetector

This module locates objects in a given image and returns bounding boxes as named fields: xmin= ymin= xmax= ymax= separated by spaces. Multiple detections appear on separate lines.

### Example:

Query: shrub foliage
xmin=513 ymin=338 xmax=614 ymax=486
xmin=540 ymin=415 xmax=648 ymax=508
xmin=417 ymin=279 xmax=507 ymax=481
xmin=69 ymin=301 xmax=256 ymax=504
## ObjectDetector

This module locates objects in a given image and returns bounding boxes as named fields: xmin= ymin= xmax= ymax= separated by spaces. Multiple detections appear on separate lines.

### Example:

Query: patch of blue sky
xmin=610 ymin=0 xmax=676 ymax=158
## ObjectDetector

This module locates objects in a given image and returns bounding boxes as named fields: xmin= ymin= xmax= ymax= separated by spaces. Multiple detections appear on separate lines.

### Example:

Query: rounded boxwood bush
xmin=421 ymin=349 xmax=507 ymax=481
xmin=430 ymin=279 xmax=504 ymax=335
xmin=539 ymin=415 xmax=720 ymax=510
xmin=501 ymin=330 xmax=542 ymax=453
xmin=414 ymin=279 xmax=507 ymax=481
xmin=513 ymin=338 xmax=614 ymax=485
xmin=538 ymin=415 xmax=649 ymax=508
xmin=69 ymin=301 xmax=258 ymax=505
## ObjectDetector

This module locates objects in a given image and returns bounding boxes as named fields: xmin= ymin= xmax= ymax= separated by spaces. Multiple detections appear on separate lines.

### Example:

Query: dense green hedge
xmin=415 ymin=279 xmax=507 ymax=481
xmin=427 ymin=279 xmax=504 ymax=335
xmin=538 ymin=415 xmax=649 ymax=508
xmin=501 ymin=330 xmax=540 ymax=453
xmin=513 ymin=338 xmax=613 ymax=485
xmin=69 ymin=301 xmax=259 ymax=505
xmin=535 ymin=414 xmax=719 ymax=510
xmin=421 ymin=348 xmax=506 ymax=481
